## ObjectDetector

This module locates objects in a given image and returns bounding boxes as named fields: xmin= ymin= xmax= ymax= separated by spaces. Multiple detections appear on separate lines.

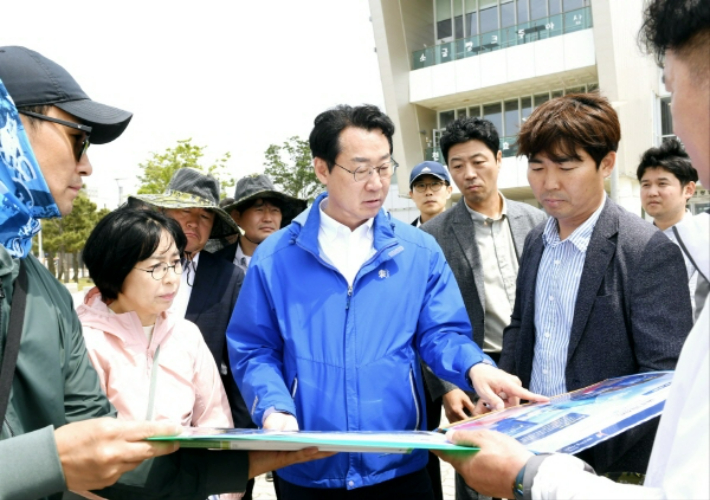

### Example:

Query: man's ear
xmin=683 ymin=180 xmax=696 ymax=202
xmin=230 ymin=209 xmax=241 ymax=226
xmin=314 ymin=157 xmax=330 ymax=186
xmin=496 ymin=150 xmax=503 ymax=165
xmin=445 ymin=185 xmax=453 ymax=200
xmin=600 ymin=151 xmax=617 ymax=178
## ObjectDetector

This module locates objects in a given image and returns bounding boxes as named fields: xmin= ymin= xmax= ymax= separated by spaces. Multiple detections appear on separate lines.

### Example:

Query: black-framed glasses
xmin=412 ymin=180 xmax=446 ymax=193
xmin=334 ymin=158 xmax=399 ymax=183
xmin=134 ymin=261 xmax=184 ymax=280
xmin=18 ymin=110 xmax=92 ymax=162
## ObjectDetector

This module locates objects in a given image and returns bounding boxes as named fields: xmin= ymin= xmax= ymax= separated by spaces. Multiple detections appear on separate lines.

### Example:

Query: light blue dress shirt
xmin=530 ymin=200 xmax=605 ymax=397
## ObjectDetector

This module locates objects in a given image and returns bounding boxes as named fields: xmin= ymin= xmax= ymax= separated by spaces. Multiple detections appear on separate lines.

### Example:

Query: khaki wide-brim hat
xmin=222 ymin=174 xmax=307 ymax=227
xmin=129 ymin=168 xmax=240 ymax=239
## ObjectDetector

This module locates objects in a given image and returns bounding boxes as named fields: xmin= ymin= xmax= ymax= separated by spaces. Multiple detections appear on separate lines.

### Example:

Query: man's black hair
xmin=439 ymin=117 xmax=500 ymax=164
xmin=637 ymin=138 xmax=698 ymax=187
xmin=16 ymin=104 xmax=50 ymax=128
xmin=234 ymin=197 xmax=283 ymax=214
xmin=83 ymin=208 xmax=187 ymax=300
xmin=641 ymin=0 xmax=710 ymax=66
xmin=309 ymin=104 xmax=395 ymax=171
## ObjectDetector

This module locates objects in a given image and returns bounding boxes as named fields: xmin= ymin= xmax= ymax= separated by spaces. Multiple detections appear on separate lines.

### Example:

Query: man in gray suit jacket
xmin=499 ymin=93 xmax=692 ymax=477
xmin=422 ymin=117 xmax=546 ymax=500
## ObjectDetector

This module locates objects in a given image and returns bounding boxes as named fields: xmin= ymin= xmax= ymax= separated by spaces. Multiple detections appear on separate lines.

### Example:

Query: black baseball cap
xmin=0 ymin=46 xmax=132 ymax=144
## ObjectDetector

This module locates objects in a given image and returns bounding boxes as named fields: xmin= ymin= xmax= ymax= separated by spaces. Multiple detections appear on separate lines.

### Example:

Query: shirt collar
xmin=319 ymin=199 xmax=375 ymax=242
xmin=543 ymin=196 xmax=606 ymax=252
xmin=465 ymin=192 xmax=508 ymax=222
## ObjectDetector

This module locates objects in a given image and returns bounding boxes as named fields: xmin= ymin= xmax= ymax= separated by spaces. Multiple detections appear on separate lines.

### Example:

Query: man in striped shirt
xmin=498 ymin=93 xmax=693 ymax=477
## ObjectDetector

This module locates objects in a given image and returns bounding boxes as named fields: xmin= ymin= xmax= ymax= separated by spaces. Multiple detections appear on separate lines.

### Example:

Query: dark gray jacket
xmin=420 ymin=197 xmax=546 ymax=399
xmin=499 ymin=198 xmax=693 ymax=474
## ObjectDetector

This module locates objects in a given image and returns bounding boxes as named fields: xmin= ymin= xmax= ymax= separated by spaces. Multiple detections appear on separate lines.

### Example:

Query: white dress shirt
xmin=318 ymin=200 xmax=376 ymax=287
xmin=170 ymin=251 xmax=200 ymax=319
xmin=234 ymin=242 xmax=251 ymax=273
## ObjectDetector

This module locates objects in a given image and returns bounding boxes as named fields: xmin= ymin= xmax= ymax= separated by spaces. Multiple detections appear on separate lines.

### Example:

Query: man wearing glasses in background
xmin=409 ymin=161 xmax=453 ymax=227
xmin=227 ymin=104 xmax=547 ymax=500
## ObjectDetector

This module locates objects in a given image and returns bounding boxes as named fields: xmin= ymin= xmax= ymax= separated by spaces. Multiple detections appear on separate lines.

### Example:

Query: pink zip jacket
xmin=77 ymin=295 xmax=234 ymax=428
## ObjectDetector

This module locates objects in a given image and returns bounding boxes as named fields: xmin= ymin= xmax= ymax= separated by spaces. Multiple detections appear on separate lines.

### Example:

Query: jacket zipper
xmin=409 ymin=367 xmax=421 ymax=431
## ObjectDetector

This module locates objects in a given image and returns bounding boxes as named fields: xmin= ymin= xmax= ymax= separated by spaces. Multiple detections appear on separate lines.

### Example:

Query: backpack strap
xmin=0 ymin=260 xmax=28 ymax=426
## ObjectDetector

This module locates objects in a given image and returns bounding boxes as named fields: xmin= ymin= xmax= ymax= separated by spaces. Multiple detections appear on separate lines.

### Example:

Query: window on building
xmin=480 ymin=0 xmax=499 ymax=33
xmin=483 ymin=103 xmax=503 ymax=133
xmin=563 ymin=0 xmax=588 ymax=10
xmin=588 ymin=83 xmax=599 ymax=92
xmin=440 ymin=110 xmax=456 ymax=129
xmin=504 ymin=100 xmax=520 ymax=136
xmin=660 ymin=96 xmax=675 ymax=141
xmin=469 ymin=105 xmax=481 ymax=117
xmin=501 ymin=0 xmax=516 ymax=28
xmin=521 ymin=97 xmax=533 ymax=122
xmin=530 ymin=0 xmax=547 ymax=20
xmin=551 ymin=90 xmax=563 ymax=99
xmin=517 ymin=0 xmax=530 ymax=23
xmin=565 ymin=86 xmax=585 ymax=94
xmin=466 ymin=0 xmax=479 ymax=36
xmin=437 ymin=0 xmax=453 ymax=41
xmin=534 ymin=93 xmax=550 ymax=107
xmin=455 ymin=0 xmax=466 ymax=39
xmin=456 ymin=108 xmax=467 ymax=119
xmin=548 ymin=0 xmax=562 ymax=15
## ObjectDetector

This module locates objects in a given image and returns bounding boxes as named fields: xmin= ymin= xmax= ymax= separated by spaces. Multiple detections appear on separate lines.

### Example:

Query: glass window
xmin=517 ymin=0 xmax=529 ymax=23
xmin=551 ymin=90 xmax=563 ymax=99
xmin=465 ymin=0 xmax=479 ymax=36
xmin=534 ymin=93 xmax=550 ymax=107
xmin=521 ymin=97 xmax=533 ymax=122
xmin=660 ymin=97 xmax=673 ymax=137
xmin=437 ymin=0 xmax=453 ymax=40
xmin=587 ymin=82 xmax=599 ymax=92
xmin=548 ymin=0 xmax=562 ymax=15
xmin=565 ymin=86 xmax=585 ymax=94
xmin=480 ymin=7 xmax=498 ymax=32
xmin=530 ymin=0 xmax=546 ymax=20
xmin=501 ymin=1 xmax=516 ymax=28
xmin=469 ymin=105 xmax=481 ymax=117
xmin=456 ymin=108 xmax=467 ymax=119
xmin=504 ymin=99 xmax=520 ymax=136
xmin=440 ymin=110 xmax=456 ymax=129
xmin=563 ymin=0 xmax=586 ymax=11
xmin=455 ymin=0 xmax=465 ymax=39
xmin=483 ymin=103 xmax=503 ymax=134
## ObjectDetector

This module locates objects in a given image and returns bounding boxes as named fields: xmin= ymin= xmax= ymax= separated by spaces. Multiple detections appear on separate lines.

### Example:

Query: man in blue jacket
xmin=227 ymin=104 xmax=546 ymax=499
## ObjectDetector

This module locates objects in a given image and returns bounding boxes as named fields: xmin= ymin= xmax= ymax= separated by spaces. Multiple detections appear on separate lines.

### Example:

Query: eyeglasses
xmin=134 ymin=261 xmax=184 ymax=280
xmin=18 ymin=110 xmax=92 ymax=162
xmin=412 ymin=181 xmax=446 ymax=193
xmin=334 ymin=158 xmax=399 ymax=183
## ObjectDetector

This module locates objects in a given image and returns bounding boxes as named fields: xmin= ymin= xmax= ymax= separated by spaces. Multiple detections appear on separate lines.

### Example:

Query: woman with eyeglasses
xmin=78 ymin=207 xmax=234 ymax=432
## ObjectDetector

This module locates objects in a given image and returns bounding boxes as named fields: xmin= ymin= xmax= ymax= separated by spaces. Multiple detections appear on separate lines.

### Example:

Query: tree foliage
xmin=263 ymin=136 xmax=321 ymax=202
xmin=136 ymin=138 xmax=234 ymax=197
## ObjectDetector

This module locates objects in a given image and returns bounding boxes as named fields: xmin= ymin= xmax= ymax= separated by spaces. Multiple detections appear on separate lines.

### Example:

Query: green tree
xmin=137 ymin=138 xmax=234 ymax=197
xmin=263 ymin=136 xmax=321 ymax=202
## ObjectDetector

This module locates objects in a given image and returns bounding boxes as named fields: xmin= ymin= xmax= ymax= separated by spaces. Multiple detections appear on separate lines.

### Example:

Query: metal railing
xmin=413 ymin=6 xmax=592 ymax=70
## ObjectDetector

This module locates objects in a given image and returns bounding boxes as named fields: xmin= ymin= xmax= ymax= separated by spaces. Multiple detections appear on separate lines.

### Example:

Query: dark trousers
xmin=276 ymin=468 xmax=435 ymax=500
xmin=422 ymin=365 xmax=444 ymax=500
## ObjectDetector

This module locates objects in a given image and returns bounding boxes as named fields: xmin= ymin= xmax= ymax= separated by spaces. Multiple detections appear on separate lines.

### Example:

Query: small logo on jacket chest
xmin=378 ymin=269 xmax=389 ymax=279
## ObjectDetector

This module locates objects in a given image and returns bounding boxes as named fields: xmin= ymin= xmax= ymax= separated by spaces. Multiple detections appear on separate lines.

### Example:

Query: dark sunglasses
xmin=19 ymin=110 xmax=92 ymax=162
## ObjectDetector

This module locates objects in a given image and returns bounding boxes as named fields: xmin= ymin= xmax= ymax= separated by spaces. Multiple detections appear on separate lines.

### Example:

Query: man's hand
xmin=55 ymin=418 xmax=181 ymax=491
xmin=442 ymin=389 xmax=476 ymax=423
xmin=434 ymin=429 xmax=533 ymax=499
xmin=263 ymin=413 xmax=299 ymax=431
xmin=468 ymin=363 xmax=549 ymax=411
xmin=248 ymin=448 xmax=335 ymax=479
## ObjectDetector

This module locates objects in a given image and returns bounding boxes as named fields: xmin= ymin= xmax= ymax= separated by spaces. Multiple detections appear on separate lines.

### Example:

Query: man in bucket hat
xmin=216 ymin=174 xmax=307 ymax=271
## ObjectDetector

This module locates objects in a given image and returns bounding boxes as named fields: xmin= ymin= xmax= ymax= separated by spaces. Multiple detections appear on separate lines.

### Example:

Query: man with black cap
xmin=0 ymin=46 xmax=328 ymax=500
xmin=216 ymin=174 xmax=307 ymax=271
xmin=409 ymin=161 xmax=453 ymax=227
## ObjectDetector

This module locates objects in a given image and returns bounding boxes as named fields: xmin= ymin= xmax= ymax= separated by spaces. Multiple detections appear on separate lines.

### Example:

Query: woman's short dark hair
xmin=517 ymin=93 xmax=621 ymax=168
xmin=637 ymin=138 xmax=698 ymax=186
xmin=439 ymin=117 xmax=500 ymax=164
xmin=83 ymin=208 xmax=187 ymax=300
xmin=309 ymin=104 xmax=395 ymax=171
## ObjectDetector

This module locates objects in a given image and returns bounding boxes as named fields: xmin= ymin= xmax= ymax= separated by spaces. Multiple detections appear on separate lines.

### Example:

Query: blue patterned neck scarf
xmin=0 ymin=78 xmax=61 ymax=258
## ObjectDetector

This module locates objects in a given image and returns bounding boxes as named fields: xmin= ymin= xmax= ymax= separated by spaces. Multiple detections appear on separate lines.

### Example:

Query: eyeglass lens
xmin=413 ymin=181 xmax=444 ymax=193
xmin=150 ymin=261 xmax=184 ymax=280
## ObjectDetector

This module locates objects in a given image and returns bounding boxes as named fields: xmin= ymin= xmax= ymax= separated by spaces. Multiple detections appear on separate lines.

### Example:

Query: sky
xmin=0 ymin=0 xmax=385 ymax=208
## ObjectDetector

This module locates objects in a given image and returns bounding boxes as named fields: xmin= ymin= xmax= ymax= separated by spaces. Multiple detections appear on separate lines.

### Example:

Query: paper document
xmin=147 ymin=371 xmax=673 ymax=454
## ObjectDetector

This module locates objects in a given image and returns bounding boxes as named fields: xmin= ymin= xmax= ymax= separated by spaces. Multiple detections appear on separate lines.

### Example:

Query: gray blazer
xmin=420 ymin=197 xmax=547 ymax=399
xmin=499 ymin=198 xmax=693 ymax=474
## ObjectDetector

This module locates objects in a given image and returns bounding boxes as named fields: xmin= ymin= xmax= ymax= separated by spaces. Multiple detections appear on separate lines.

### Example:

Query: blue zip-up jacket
xmin=227 ymin=192 xmax=491 ymax=490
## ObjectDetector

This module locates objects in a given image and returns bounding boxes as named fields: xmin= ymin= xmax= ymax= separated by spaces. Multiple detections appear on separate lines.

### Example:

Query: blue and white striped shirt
xmin=530 ymin=200 xmax=606 ymax=397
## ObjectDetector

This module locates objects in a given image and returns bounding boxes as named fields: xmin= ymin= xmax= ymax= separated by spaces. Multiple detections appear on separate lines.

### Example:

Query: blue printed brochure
xmin=147 ymin=371 xmax=673 ymax=454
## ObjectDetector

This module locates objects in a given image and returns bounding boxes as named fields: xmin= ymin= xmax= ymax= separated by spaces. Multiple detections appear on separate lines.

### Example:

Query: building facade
xmin=370 ymin=0 xmax=708 ymax=215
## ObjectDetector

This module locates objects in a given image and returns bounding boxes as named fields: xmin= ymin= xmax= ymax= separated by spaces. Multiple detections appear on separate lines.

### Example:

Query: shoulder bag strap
xmin=0 ymin=260 xmax=28 ymax=426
